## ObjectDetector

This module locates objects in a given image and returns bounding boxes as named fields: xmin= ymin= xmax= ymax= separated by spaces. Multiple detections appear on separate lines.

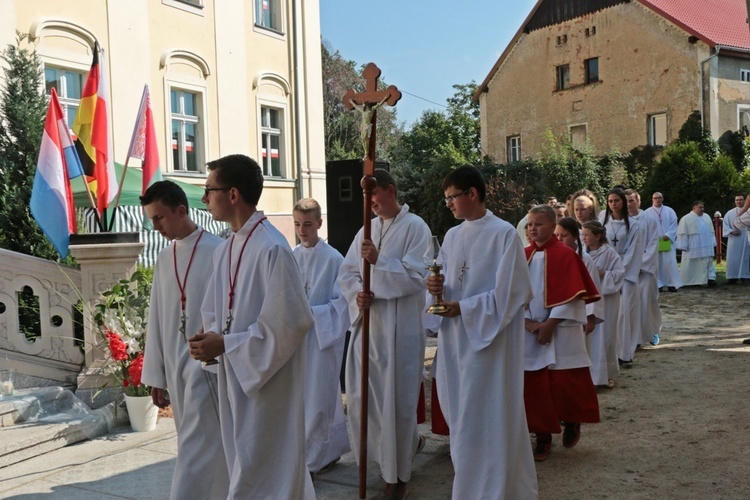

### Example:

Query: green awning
xmin=73 ymin=163 xmax=206 ymax=208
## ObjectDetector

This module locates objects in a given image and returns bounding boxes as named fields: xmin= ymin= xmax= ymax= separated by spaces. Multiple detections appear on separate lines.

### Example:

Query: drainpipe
xmin=292 ymin=0 xmax=304 ymax=201
xmin=699 ymin=47 xmax=720 ymax=133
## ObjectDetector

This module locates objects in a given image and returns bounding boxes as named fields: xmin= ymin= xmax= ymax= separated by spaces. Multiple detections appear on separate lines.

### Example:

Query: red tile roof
xmin=639 ymin=0 xmax=750 ymax=50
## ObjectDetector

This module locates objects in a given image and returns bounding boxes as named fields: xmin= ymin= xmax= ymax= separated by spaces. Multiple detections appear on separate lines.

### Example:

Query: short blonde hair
xmin=293 ymin=198 xmax=321 ymax=218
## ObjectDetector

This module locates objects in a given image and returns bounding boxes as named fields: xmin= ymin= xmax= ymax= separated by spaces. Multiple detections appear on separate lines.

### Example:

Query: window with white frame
xmin=741 ymin=69 xmax=750 ymax=83
xmin=170 ymin=89 xmax=202 ymax=172
xmin=255 ymin=0 xmax=282 ymax=32
xmin=648 ymin=113 xmax=667 ymax=146
xmin=507 ymin=135 xmax=521 ymax=163
xmin=260 ymin=106 xmax=284 ymax=177
xmin=44 ymin=66 xmax=85 ymax=128
xmin=161 ymin=0 xmax=204 ymax=14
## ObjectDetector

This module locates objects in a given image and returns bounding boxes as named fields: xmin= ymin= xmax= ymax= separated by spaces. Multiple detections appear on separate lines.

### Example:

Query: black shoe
xmin=743 ymin=339 xmax=750 ymax=345
xmin=668 ymin=287 xmax=677 ymax=292
xmin=618 ymin=358 xmax=633 ymax=367
xmin=727 ymin=279 xmax=738 ymax=285
xmin=562 ymin=423 xmax=581 ymax=448
xmin=707 ymin=280 xmax=717 ymax=287
xmin=658 ymin=287 xmax=664 ymax=292
xmin=533 ymin=434 xmax=552 ymax=462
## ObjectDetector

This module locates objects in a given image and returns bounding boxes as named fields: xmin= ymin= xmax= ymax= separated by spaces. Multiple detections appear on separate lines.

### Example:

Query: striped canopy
xmin=72 ymin=163 xmax=206 ymax=208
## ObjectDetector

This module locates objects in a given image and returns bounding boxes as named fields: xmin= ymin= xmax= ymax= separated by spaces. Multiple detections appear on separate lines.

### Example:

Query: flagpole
xmin=108 ymin=158 xmax=131 ymax=232
xmin=78 ymin=175 xmax=103 ymax=232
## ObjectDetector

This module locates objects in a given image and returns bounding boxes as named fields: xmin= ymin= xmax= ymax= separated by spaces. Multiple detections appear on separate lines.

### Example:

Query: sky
xmin=319 ymin=0 xmax=539 ymax=127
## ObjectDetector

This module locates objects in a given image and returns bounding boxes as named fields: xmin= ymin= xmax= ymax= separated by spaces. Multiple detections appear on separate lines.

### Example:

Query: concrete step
xmin=0 ymin=387 xmax=123 ymax=468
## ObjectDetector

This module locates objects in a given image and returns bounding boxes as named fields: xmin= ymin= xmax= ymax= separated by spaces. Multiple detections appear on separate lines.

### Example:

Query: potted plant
xmin=93 ymin=269 xmax=156 ymax=431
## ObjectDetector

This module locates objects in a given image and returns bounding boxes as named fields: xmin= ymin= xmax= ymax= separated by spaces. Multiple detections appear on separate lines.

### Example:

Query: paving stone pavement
xmin=0 ymin=417 xmax=455 ymax=499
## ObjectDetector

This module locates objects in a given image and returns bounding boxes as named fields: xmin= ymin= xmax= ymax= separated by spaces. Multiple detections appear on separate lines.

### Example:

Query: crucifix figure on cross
xmin=343 ymin=63 xmax=402 ymax=165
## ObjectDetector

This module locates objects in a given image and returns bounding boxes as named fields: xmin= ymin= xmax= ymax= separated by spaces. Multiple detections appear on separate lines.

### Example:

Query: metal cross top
xmin=342 ymin=62 xmax=400 ymax=500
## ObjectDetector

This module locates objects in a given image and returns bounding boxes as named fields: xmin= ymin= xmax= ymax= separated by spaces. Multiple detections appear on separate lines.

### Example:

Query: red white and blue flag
xmin=30 ymin=88 xmax=85 ymax=258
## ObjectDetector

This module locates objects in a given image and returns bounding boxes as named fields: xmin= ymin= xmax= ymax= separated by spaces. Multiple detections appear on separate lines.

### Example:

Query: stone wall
xmin=480 ymin=2 xmax=716 ymax=162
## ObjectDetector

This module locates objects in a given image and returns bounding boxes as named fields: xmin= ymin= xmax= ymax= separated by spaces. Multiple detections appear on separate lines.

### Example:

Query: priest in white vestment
xmin=426 ymin=166 xmax=537 ymax=498
xmin=723 ymin=194 xmax=750 ymax=283
xmin=339 ymin=170 xmax=431 ymax=498
xmin=676 ymin=201 xmax=717 ymax=286
xmin=189 ymin=155 xmax=315 ymax=499
xmin=644 ymin=192 xmax=682 ymax=291
xmin=292 ymin=198 xmax=351 ymax=474
xmin=140 ymin=181 xmax=229 ymax=499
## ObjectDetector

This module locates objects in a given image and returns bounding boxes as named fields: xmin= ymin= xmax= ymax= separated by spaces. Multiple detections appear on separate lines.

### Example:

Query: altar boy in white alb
xmin=426 ymin=165 xmax=537 ymax=499
xmin=339 ymin=169 xmax=431 ymax=499
xmin=292 ymin=198 xmax=351 ymax=474
xmin=189 ymin=154 xmax=314 ymax=499
xmin=140 ymin=180 xmax=228 ymax=500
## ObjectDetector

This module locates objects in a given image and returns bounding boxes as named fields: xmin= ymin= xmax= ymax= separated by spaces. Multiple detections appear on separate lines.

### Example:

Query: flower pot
xmin=124 ymin=394 xmax=158 ymax=432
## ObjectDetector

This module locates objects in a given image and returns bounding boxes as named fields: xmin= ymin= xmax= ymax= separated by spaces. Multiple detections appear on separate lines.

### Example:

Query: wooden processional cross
xmin=343 ymin=63 xmax=401 ymax=500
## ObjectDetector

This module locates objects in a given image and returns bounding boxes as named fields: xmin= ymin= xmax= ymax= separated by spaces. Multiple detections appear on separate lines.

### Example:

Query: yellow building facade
xmin=0 ymin=0 xmax=327 ymax=242
xmin=476 ymin=0 xmax=750 ymax=164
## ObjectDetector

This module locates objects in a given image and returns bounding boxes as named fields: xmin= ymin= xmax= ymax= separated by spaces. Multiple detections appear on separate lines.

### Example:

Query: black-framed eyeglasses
xmin=204 ymin=186 xmax=231 ymax=197
xmin=444 ymin=189 xmax=470 ymax=204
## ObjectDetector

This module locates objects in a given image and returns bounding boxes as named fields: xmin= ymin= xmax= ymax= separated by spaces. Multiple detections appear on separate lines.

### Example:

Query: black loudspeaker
xmin=325 ymin=159 xmax=389 ymax=256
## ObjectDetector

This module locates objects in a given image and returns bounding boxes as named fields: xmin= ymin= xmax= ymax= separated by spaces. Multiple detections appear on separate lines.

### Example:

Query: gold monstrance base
xmin=427 ymin=303 xmax=451 ymax=315
xmin=426 ymin=263 xmax=450 ymax=315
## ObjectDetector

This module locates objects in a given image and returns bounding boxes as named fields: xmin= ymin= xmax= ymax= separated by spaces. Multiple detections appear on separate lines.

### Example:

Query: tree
xmin=0 ymin=33 xmax=60 ymax=260
xmin=643 ymin=141 xmax=739 ymax=216
xmin=390 ymin=82 xmax=481 ymax=173
xmin=321 ymin=41 xmax=401 ymax=162
xmin=536 ymin=129 xmax=614 ymax=207
xmin=389 ymin=82 xmax=482 ymax=238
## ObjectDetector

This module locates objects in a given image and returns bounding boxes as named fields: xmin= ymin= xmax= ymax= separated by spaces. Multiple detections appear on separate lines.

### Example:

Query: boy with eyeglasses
xmin=190 ymin=154 xmax=314 ymax=498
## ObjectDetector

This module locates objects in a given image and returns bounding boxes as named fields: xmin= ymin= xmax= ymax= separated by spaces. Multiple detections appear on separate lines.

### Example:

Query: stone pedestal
xmin=68 ymin=236 xmax=143 ymax=392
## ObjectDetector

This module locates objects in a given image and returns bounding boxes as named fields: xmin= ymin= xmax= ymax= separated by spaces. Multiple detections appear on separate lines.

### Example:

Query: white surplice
xmin=600 ymin=216 xmax=643 ymax=362
xmin=723 ymin=208 xmax=750 ymax=280
xmin=676 ymin=212 xmax=717 ymax=286
xmin=201 ymin=212 xmax=315 ymax=499
xmin=338 ymin=204 xmax=430 ymax=484
xmin=142 ymin=227 xmax=229 ymax=500
xmin=587 ymin=245 xmax=624 ymax=382
xmin=644 ymin=205 xmax=682 ymax=289
xmin=582 ymin=252 xmax=607 ymax=386
xmin=525 ymin=251 xmax=589 ymax=372
xmin=633 ymin=211 xmax=662 ymax=343
xmin=293 ymin=239 xmax=351 ymax=473
xmin=431 ymin=211 xmax=537 ymax=499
